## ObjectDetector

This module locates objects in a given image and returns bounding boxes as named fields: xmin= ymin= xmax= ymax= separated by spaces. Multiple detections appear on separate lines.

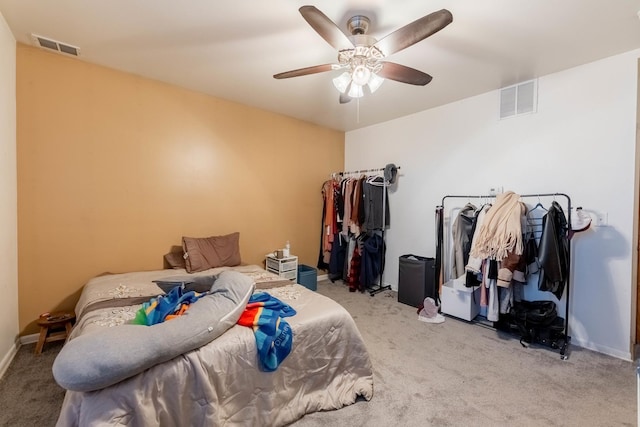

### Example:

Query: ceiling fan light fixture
xmin=367 ymin=72 xmax=385 ymax=93
xmin=348 ymin=83 xmax=364 ymax=98
xmin=352 ymin=64 xmax=371 ymax=86
xmin=332 ymin=72 xmax=352 ymax=93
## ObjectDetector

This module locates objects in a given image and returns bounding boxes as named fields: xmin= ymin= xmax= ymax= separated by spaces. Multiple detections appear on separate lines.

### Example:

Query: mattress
xmin=55 ymin=265 xmax=374 ymax=426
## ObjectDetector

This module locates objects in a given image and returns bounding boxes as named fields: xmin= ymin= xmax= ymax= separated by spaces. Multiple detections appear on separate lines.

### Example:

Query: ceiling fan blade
xmin=339 ymin=93 xmax=352 ymax=104
xmin=378 ymin=62 xmax=433 ymax=86
xmin=273 ymin=64 xmax=336 ymax=79
xmin=299 ymin=6 xmax=354 ymax=51
xmin=373 ymin=9 xmax=453 ymax=57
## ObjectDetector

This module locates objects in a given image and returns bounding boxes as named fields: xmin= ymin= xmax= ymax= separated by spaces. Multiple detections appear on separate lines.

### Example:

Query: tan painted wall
xmin=17 ymin=44 xmax=344 ymax=335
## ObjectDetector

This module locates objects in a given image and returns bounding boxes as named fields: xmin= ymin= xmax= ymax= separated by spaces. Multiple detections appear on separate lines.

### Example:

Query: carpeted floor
xmin=0 ymin=340 xmax=65 ymax=427
xmin=0 ymin=279 xmax=636 ymax=426
xmin=296 ymin=281 xmax=636 ymax=427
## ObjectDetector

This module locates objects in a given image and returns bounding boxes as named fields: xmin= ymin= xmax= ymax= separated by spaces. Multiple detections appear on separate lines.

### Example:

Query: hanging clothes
xmin=328 ymin=233 xmax=347 ymax=282
xmin=341 ymin=235 xmax=357 ymax=282
xmin=360 ymin=232 xmax=385 ymax=289
xmin=465 ymin=204 xmax=492 ymax=287
xmin=320 ymin=170 xmax=394 ymax=294
xmin=451 ymin=203 xmax=477 ymax=279
xmin=351 ymin=176 xmax=366 ymax=232
xmin=318 ymin=179 xmax=341 ymax=268
xmin=347 ymin=245 xmax=362 ymax=292
xmin=317 ymin=181 xmax=329 ymax=269
xmin=538 ymin=201 xmax=569 ymax=299
xmin=469 ymin=191 xmax=527 ymax=289
xmin=470 ymin=191 xmax=525 ymax=261
xmin=341 ymin=178 xmax=356 ymax=235
xmin=362 ymin=176 xmax=390 ymax=231
xmin=485 ymin=259 xmax=499 ymax=322
xmin=434 ymin=206 xmax=444 ymax=301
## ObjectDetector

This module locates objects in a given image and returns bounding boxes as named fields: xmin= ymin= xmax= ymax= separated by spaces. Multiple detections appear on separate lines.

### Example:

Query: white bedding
xmin=55 ymin=265 xmax=374 ymax=426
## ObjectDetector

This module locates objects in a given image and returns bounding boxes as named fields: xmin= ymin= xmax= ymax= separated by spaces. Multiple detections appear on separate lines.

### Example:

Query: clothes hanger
xmin=529 ymin=197 xmax=548 ymax=213
xmin=366 ymin=174 xmax=385 ymax=185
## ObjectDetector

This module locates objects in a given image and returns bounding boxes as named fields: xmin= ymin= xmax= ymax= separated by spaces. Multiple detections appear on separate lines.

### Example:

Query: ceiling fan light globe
xmin=332 ymin=72 xmax=352 ymax=93
xmin=352 ymin=65 xmax=371 ymax=86
xmin=368 ymin=73 xmax=385 ymax=93
xmin=348 ymin=83 xmax=364 ymax=98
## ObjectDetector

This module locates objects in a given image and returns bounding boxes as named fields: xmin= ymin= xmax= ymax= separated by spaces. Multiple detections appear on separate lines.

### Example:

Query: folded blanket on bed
xmin=132 ymin=286 xmax=207 ymax=325
xmin=237 ymin=293 xmax=296 ymax=372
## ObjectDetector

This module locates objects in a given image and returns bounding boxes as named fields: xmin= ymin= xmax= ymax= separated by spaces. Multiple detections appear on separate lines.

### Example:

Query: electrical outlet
xmin=488 ymin=186 xmax=503 ymax=196
xmin=594 ymin=212 xmax=608 ymax=227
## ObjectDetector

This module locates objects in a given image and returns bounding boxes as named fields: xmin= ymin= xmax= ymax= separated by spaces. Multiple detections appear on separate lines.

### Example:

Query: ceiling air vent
xmin=31 ymin=34 xmax=80 ymax=57
xmin=499 ymin=79 xmax=537 ymax=119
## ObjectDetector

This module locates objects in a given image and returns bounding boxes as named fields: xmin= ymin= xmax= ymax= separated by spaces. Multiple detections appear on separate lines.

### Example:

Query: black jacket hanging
xmin=538 ymin=201 xmax=569 ymax=299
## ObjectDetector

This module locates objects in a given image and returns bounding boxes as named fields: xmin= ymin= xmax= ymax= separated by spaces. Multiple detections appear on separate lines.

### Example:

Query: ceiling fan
xmin=273 ymin=6 xmax=453 ymax=104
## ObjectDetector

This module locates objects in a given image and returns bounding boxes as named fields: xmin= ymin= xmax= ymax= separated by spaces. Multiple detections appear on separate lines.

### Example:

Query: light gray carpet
xmin=0 ymin=340 xmax=65 ymax=426
xmin=296 ymin=280 xmax=636 ymax=427
xmin=0 ymin=279 xmax=635 ymax=426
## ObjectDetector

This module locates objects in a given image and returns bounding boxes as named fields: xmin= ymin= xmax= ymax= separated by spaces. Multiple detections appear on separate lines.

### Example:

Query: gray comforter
xmin=55 ymin=265 xmax=374 ymax=426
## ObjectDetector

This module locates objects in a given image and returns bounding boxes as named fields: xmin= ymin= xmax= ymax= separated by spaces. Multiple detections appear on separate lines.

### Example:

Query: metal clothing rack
xmin=331 ymin=166 xmax=401 ymax=296
xmin=438 ymin=192 xmax=572 ymax=359
xmin=333 ymin=166 xmax=401 ymax=177
xmin=369 ymin=175 xmax=391 ymax=296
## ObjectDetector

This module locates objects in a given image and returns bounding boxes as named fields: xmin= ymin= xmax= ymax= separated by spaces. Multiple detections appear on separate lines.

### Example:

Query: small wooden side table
xmin=35 ymin=312 xmax=75 ymax=354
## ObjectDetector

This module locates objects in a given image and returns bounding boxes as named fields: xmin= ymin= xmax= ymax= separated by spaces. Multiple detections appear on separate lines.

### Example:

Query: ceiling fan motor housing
xmin=347 ymin=15 xmax=370 ymax=35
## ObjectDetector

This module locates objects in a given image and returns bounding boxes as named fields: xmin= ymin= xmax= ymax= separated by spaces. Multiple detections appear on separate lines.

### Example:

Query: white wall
xmin=346 ymin=49 xmax=640 ymax=360
xmin=0 ymin=11 xmax=18 ymax=378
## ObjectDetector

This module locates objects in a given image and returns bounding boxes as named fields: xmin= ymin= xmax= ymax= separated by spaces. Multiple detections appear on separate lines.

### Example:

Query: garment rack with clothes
xmin=438 ymin=192 xmax=572 ymax=360
xmin=328 ymin=165 xmax=400 ymax=296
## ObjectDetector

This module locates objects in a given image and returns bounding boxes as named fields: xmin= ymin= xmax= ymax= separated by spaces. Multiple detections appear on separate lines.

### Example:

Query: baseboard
xmin=317 ymin=273 xmax=328 ymax=281
xmin=0 ymin=341 xmax=19 ymax=380
xmin=570 ymin=337 xmax=632 ymax=361
xmin=20 ymin=333 xmax=39 ymax=345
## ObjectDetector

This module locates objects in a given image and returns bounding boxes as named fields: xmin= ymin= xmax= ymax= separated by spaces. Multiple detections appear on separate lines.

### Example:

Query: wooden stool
xmin=35 ymin=312 xmax=75 ymax=354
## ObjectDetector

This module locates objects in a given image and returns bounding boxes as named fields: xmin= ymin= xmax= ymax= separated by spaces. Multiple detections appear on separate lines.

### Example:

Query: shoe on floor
xmin=422 ymin=297 xmax=439 ymax=317
xmin=418 ymin=311 xmax=445 ymax=324
xmin=418 ymin=297 xmax=444 ymax=323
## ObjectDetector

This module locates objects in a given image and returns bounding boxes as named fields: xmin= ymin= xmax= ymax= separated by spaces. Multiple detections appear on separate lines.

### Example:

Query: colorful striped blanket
xmin=132 ymin=286 xmax=207 ymax=326
xmin=237 ymin=292 xmax=297 ymax=372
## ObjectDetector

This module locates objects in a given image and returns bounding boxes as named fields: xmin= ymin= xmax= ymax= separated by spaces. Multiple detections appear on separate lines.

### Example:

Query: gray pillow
xmin=52 ymin=270 xmax=255 ymax=392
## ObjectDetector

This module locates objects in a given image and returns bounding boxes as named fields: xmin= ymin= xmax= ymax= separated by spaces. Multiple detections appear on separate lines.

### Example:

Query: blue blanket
xmin=237 ymin=292 xmax=297 ymax=372
xmin=132 ymin=286 xmax=206 ymax=326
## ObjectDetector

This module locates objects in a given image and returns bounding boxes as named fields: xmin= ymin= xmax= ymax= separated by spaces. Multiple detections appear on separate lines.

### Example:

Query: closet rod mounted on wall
xmin=331 ymin=166 xmax=401 ymax=177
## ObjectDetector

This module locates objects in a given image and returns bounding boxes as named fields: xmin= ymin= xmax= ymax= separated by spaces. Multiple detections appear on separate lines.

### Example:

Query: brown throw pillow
xmin=182 ymin=232 xmax=241 ymax=273
xmin=163 ymin=251 xmax=186 ymax=269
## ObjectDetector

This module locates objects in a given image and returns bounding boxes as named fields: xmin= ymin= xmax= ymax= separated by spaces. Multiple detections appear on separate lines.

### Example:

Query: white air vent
xmin=31 ymin=34 xmax=80 ymax=57
xmin=499 ymin=79 xmax=537 ymax=119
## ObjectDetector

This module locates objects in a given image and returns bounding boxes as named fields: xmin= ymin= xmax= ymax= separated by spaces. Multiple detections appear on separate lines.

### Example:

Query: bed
xmin=53 ymin=264 xmax=374 ymax=426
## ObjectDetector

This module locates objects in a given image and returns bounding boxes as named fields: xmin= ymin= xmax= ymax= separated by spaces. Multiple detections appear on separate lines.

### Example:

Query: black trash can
xmin=398 ymin=254 xmax=436 ymax=307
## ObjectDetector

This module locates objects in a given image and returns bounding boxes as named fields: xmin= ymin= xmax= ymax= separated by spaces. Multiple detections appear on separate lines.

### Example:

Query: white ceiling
xmin=2 ymin=1 xmax=640 ymax=131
